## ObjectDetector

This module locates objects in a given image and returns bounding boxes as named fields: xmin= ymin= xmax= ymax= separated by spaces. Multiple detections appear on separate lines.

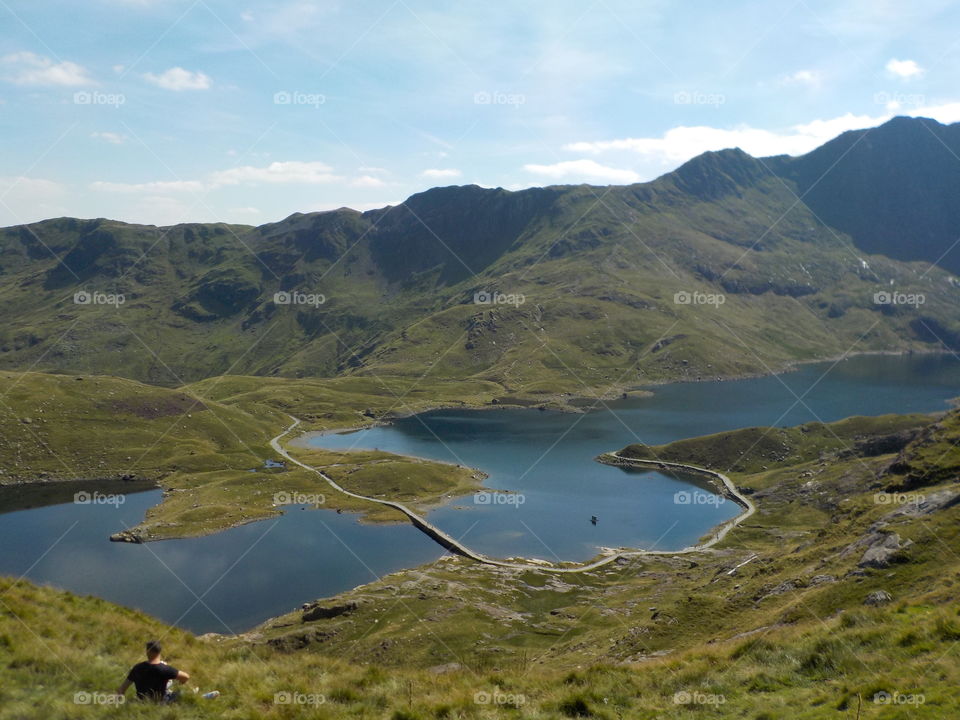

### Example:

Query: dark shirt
xmin=126 ymin=661 xmax=179 ymax=700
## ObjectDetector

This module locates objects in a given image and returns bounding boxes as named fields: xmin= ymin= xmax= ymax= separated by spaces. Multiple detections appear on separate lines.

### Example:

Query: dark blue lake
xmin=1 ymin=353 xmax=958 ymax=633
xmin=306 ymin=353 xmax=960 ymax=562
xmin=0 ymin=492 xmax=442 ymax=633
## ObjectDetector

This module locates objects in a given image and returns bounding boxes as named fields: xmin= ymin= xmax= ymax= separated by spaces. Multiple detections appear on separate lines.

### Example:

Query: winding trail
xmin=270 ymin=416 xmax=756 ymax=574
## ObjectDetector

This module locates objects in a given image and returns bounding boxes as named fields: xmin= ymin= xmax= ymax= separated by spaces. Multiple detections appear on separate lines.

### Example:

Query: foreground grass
xmin=2 ymin=574 xmax=957 ymax=718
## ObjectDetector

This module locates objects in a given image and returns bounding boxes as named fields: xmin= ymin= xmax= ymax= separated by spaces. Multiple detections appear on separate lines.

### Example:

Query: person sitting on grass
xmin=115 ymin=640 xmax=190 ymax=702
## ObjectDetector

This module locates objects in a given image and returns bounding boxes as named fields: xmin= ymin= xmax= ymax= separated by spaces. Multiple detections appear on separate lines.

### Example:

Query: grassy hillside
xmin=615 ymin=413 xmax=935 ymax=474
xmin=0 ymin=371 xmax=283 ymax=484
xmin=0 ymin=371 xmax=484 ymax=538
xmin=181 ymin=373 xmax=509 ymax=429
xmin=3 ymin=121 xmax=960 ymax=397
xmin=3 ymin=409 xmax=960 ymax=718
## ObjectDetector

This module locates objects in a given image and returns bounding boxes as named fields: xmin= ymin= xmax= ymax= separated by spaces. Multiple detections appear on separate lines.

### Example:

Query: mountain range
xmin=1 ymin=115 xmax=959 ymax=393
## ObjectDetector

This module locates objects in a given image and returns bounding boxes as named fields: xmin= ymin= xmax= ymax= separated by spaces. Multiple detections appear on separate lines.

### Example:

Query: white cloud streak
xmin=524 ymin=159 xmax=641 ymax=184
xmin=143 ymin=67 xmax=212 ymax=91
xmin=420 ymin=168 xmax=462 ymax=179
xmin=885 ymin=58 xmax=924 ymax=79
xmin=1 ymin=52 xmax=93 ymax=86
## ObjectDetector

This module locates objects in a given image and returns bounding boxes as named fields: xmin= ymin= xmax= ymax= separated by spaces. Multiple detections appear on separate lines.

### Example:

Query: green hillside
xmin=3 ymin=408 xmax=959 ymax=718
xmin=0 ymin=371 xmax=483 ymax=538
xmin=2 ymin=118 xmax=959 ymax=398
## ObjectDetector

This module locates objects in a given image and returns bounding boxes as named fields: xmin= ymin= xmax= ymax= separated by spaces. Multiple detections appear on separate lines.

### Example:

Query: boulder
xmin=858 ymin=533 xmax=911 ymax=569
xmin=302 ymin=600 xmax=359 ymax=622
xmin=864 ymin=590 xmax=893 ymax=606
xmin=109 ymin=530 xmax=143 ymax=544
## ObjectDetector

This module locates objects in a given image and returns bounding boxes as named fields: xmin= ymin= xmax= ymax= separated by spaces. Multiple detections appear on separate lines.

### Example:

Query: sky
xmin=1 ymin=0 xmax=960 ymax=227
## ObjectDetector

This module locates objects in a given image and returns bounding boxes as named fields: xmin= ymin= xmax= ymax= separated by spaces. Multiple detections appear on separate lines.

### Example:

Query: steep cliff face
xmin=768 ymin=116 xmax=960 ymax=273
xmin=365 ymin=184 xmax=562 ymax=285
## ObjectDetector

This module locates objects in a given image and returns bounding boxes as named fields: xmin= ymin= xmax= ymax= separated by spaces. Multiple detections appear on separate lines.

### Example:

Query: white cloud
xmin=554 ymin=101 xmax=960 ymax=184
xmin=210 ymin=161 xmax=341 ymax=186
xmin=0 ymin=176 xmax=68 ymax=225
xmin=0 ymin=175 xmax=65 ymax=198
xmin=90 ymin=179 xmax=205 ymax=193
xmin=524 ymin=159 xmax=641 ymax=185
xmin=885 ymin=58 xmax=924 ymax=79
xmin=781 ymin=69 xmax=821 ymax=88
xmin=143 ymin=67 xmax=212 ymax=91
xmin=1 ymin=52 xmax=93 ymax=86
xmin=350 ymin=175 xmax=386 ymax=188
xmin=420 ymin=168 xmax=462 ymax=179
xmin=90 ymin=131 xmax=127 ymax=145
xmin=908 ymin=101 xmax=960 ymax=124
xmin=89 ymin=161 xmax=384 ymax=198
xmin=563 ymin=113 xmax=886 ymax=166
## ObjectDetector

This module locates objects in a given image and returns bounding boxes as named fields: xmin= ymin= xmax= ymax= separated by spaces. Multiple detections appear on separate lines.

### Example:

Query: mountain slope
xmin=1 ymin=117 xmax=958 ymax=392
xmin=768 ymin=115 xmax=960 ymax=272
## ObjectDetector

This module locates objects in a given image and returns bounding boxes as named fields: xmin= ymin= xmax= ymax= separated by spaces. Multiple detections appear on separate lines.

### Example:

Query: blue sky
xmin=1 ymin=0 xmax=958 ymax=226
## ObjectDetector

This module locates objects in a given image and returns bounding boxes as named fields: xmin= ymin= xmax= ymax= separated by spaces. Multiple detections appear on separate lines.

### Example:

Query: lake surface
xmin=1 ymin=353 xmax=958 ymax=633
xmin=0 ymin=489 xmax=442 ymax=633
xmin=306 ymin=354 xmax=960 ymax=562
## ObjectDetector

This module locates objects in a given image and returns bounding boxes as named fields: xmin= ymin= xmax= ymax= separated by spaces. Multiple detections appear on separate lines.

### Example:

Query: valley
xmin=3 ymin=116 xmax=960 ymax=719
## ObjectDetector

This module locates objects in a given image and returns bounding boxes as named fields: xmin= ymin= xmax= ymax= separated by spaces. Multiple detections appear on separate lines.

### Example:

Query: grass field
xmin=0 ymin=371 xmax=489 ymax=539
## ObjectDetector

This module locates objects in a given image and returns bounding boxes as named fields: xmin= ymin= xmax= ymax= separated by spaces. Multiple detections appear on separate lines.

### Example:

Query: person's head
xmin=145 ymin=640 xmax=162 ymax=660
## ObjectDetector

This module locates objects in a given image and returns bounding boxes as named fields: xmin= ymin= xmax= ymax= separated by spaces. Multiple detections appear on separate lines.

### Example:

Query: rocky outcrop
xmin=878 ymin=489 xmax=960 ymax=522
xmin=864 ymin=590 xmax=893 ymax=606
xmin=109 ymin=530 xmax=143 ymax=544
xmin=301 ymin=600 xmax=359 ymax=622
xmin=843 ymin=532 xmax=913 ymax=569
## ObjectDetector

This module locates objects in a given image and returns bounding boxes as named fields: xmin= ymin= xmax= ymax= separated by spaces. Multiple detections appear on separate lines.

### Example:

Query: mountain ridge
xmin=1 ymin=115 xmax=958 ymax=388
